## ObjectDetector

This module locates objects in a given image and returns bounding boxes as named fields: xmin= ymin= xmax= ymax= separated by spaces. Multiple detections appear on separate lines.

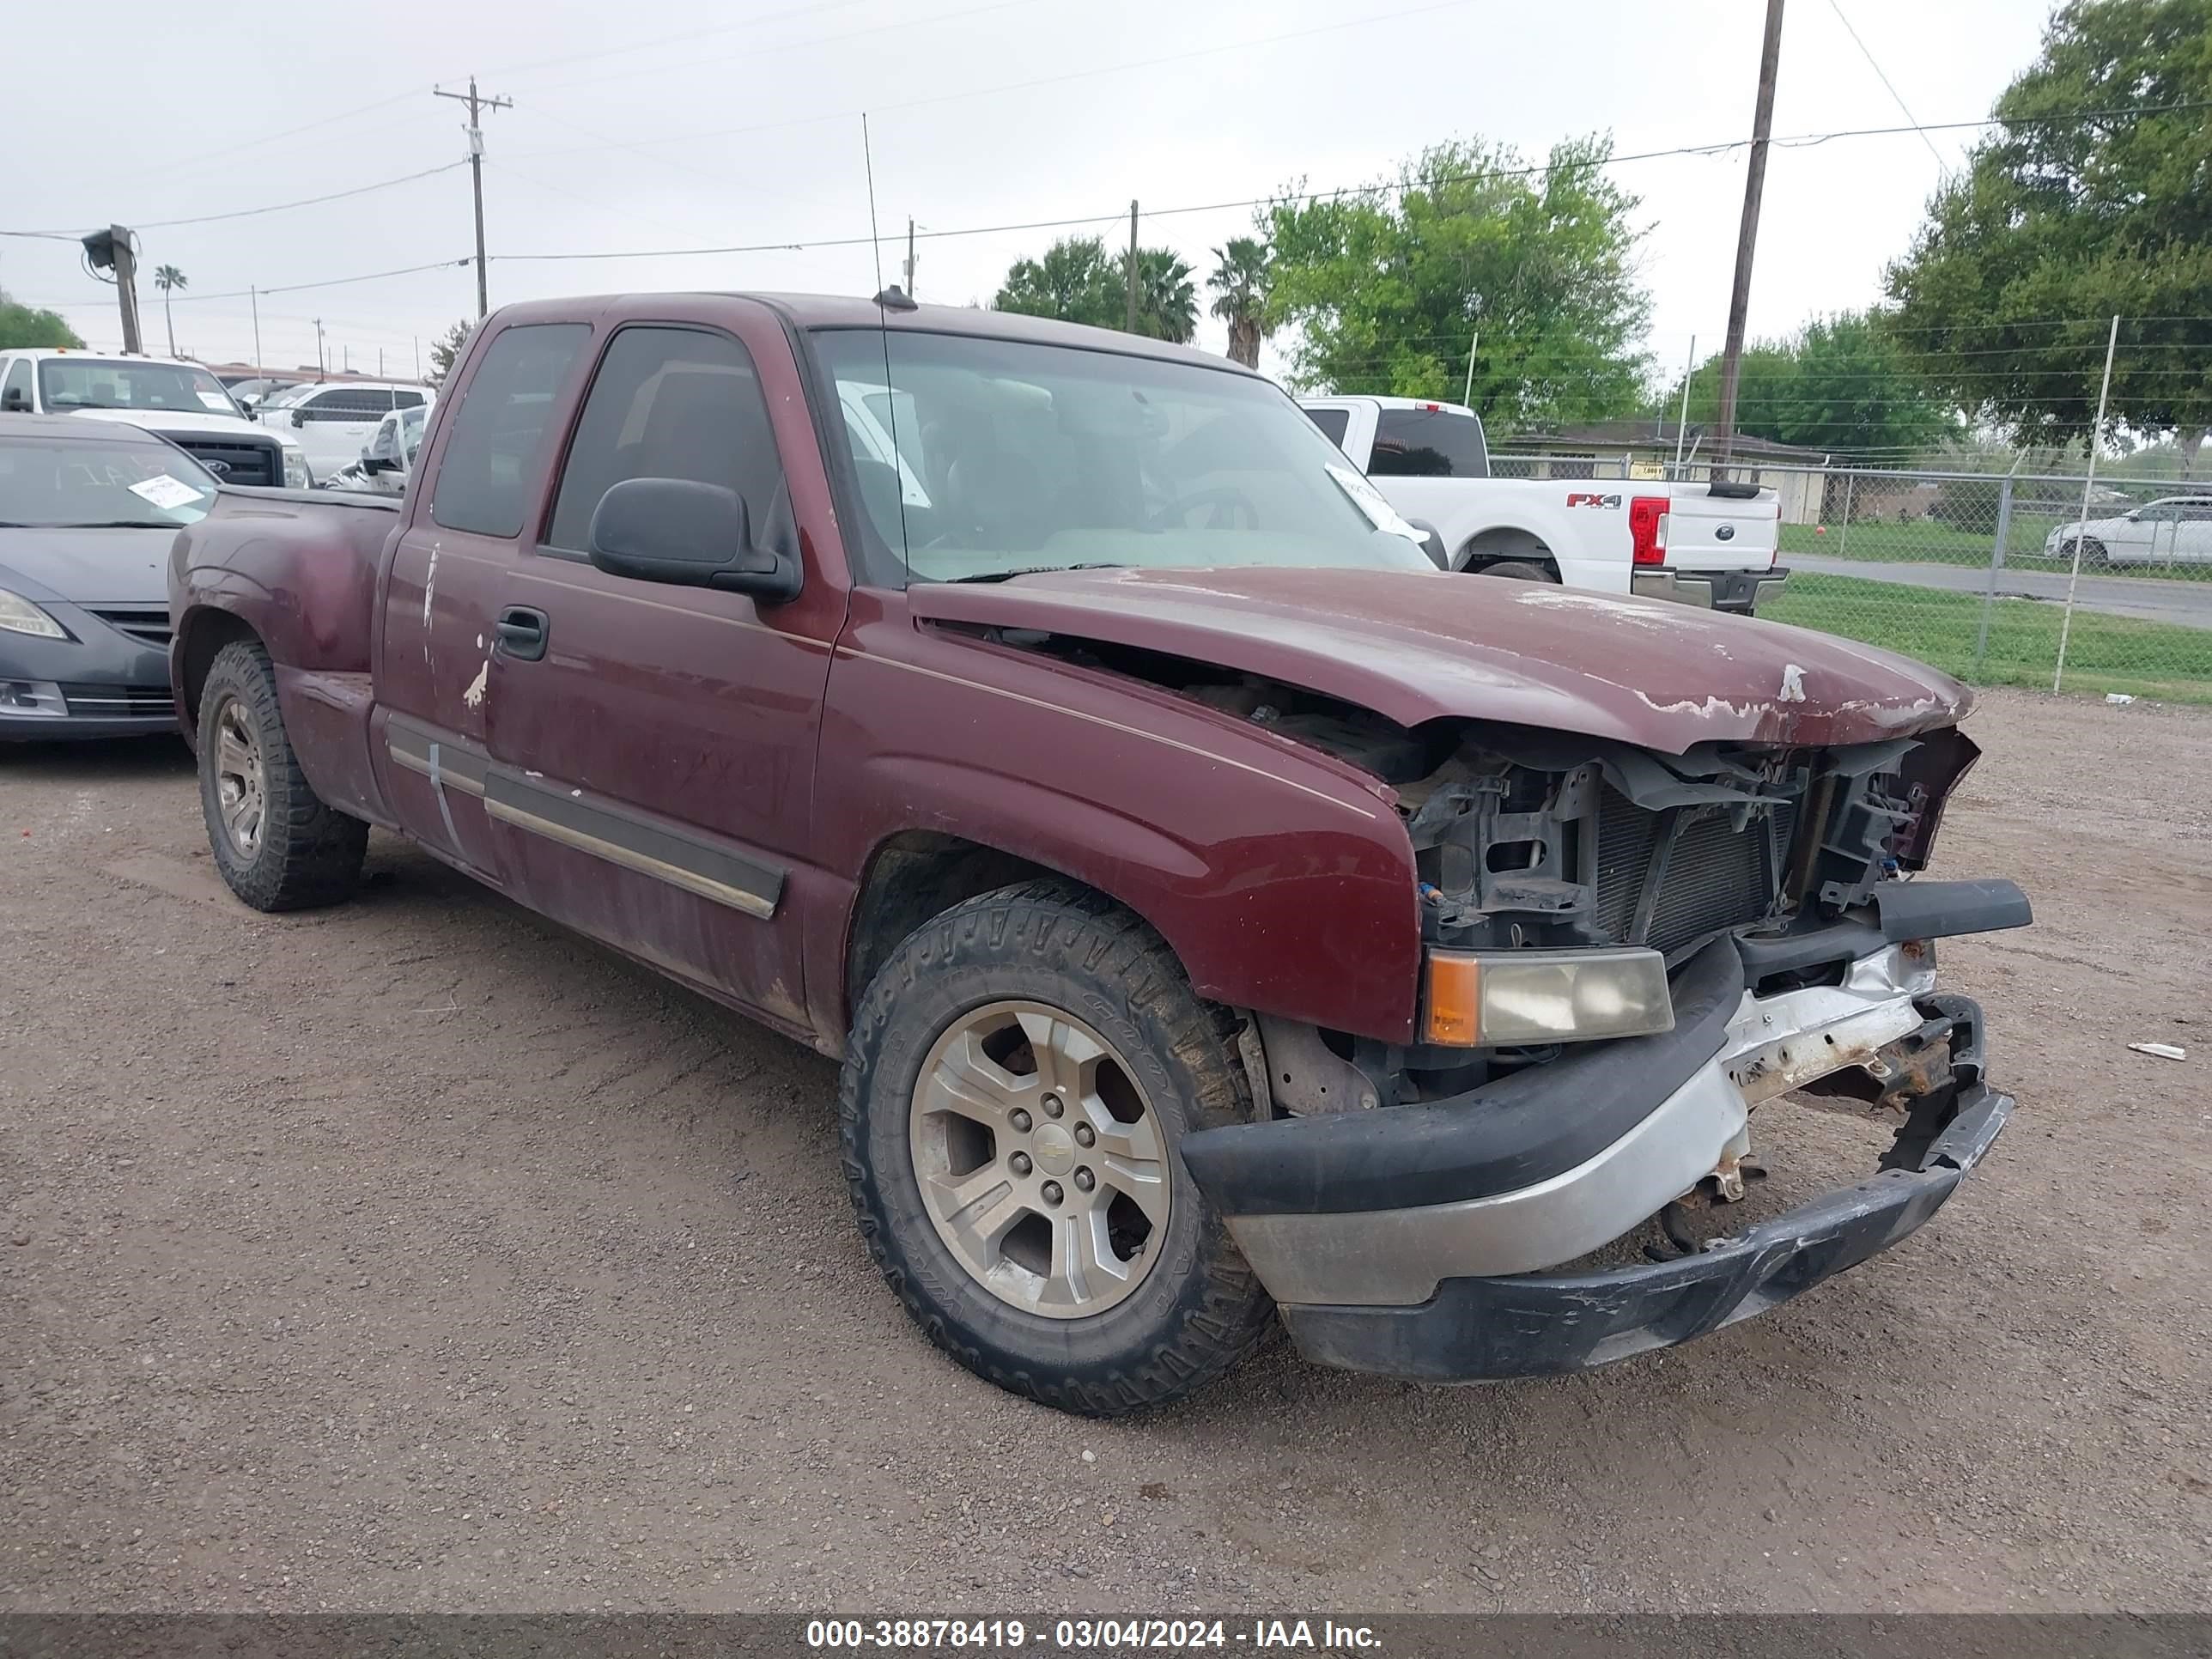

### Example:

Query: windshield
xmin=811 ymin=329 xmax=1435 ymax=585
xmin=260 ymin=383 xmax=316 ymax=410
xmin=37 ymin=359 xmax=240 ymax=417
xmin=0 ymin=436 xmax=219 ymax=527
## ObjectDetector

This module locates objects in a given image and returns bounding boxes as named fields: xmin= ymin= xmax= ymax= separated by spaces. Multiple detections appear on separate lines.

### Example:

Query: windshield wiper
xmin=56 ymin=520 xmax=182 ymax=530
xmin=944 ymin=562 xmax=1128 ymax=584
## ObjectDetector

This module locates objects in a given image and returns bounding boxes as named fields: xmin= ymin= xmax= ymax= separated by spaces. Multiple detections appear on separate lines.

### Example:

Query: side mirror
xmin=1406 ymin=517 xmax=1450 ymax=569
xmin=290 ymin=408 xmax=305 ymax=429
xmin=0 ymin=391 xmax=27 ymax=413
xmin=587 ymin=477 xmax=801 ymax=603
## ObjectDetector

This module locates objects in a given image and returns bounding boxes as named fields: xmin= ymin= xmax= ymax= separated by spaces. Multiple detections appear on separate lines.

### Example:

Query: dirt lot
xmin=3 ymin=688 xmax=2208 ymax=1614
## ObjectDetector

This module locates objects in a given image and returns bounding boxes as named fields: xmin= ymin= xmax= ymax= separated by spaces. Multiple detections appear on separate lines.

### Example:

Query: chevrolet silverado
xmin=167 ymin=291 xmax=2030 ymax=1414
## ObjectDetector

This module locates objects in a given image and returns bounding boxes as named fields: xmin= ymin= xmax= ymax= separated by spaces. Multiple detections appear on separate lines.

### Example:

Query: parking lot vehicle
xmin=1301 ymin=395 xmax=1788 ymax=612
xmin=167 ymin=293 xmax=2027 ymax=1413
xmin=319 ymin=404 xmax=425 ymax=496
xmin=1 ymin=416 xmax=216 ymax=738
xmin=259 ymin=380 xmax=431 ymax=483
xmin=0 ymin=348 xmax=310 ymax=489
xmin=2047 ymin=495 xmax=2212 ymax=566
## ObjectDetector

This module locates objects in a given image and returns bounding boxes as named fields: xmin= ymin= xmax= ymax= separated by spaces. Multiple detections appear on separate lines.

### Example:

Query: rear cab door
xmin=371 ymin=313 xmax=598 ymax=883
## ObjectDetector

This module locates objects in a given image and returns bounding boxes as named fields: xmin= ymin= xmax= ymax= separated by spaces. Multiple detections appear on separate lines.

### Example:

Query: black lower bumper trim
xmin=1279 ymin=1075 xmax=2010 ymax=1383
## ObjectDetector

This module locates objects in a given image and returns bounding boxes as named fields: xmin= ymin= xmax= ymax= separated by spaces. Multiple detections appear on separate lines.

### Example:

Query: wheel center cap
xmin=1031 ymin=1121 xmax=1076 ymax=1175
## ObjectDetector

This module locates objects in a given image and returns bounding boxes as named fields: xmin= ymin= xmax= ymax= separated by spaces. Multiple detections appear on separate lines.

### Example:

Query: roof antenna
xmin=861 ymin=112 xmax=914 ymax=579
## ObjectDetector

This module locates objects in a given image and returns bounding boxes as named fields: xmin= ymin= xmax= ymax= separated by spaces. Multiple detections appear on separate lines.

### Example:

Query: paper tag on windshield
xmin=1326 ymin=462 xmax=1427 ymax=543
xmin=129 ymin=474 xmax=205 ymax=510
xmin=198 ymin=392 xmax=234 ymax=411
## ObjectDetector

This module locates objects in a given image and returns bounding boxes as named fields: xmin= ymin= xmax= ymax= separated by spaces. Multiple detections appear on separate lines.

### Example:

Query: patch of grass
xmin=1780 ymin=514 xmax=2212 ymax=583
xmin=1761 ymin=572 xmax=2212 ymax=704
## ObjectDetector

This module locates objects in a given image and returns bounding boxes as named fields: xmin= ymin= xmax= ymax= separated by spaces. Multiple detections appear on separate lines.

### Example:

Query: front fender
xmin=813 ymin=610 xmax=1423 ymax=1043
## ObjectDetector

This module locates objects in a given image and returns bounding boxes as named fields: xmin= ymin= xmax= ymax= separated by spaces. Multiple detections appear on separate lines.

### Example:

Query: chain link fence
xmin=1491 ymin=453 xmax=2212 ymax=703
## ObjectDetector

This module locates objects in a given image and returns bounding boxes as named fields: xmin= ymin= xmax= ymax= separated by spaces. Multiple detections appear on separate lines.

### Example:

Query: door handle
xmin=495 ymin=605 xmax=549 ymax=662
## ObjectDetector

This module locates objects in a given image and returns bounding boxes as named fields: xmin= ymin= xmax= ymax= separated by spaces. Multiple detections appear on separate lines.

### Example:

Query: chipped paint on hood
xmin=908 ymin=565 xmax=1972 ymax=754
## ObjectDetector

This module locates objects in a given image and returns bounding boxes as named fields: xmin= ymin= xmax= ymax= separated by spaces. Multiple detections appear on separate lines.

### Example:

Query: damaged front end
xmin=1169 ymin=685 xmax=2029 ymax=1382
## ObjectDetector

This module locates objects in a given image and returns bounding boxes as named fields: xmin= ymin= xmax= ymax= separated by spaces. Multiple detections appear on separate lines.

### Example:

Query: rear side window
xmin=1370 ymin=407 xmax=1489 ymax=478
xmin=430 ymin=324 xmax=591 ymax=538
xmin=1304 ymin=405 xmax=1350 ymax=447
xmin=545 ymin=325 xmax=784 ymax=555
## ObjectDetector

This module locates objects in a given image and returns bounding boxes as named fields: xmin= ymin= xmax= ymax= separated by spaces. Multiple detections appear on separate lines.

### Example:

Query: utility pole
xmin=81 ymin=227 xmax=145 ymax=353
xmin=1712 ymin=0 xmax=1786 ymax=472
xmin=902 ymin=217 xmax=917 ymax=301
xmin=434 ymin=76 xmax=513 ymax=319
xmin=313 ymin=318 xmax=326 ymax=377
xmin=250 ymin=286 xmax=264 ymax=374
xmin=1125 ymin=200 xmax=1139 ymax=335
xmin=1673 ymin=333 xmax=1697 ymax=475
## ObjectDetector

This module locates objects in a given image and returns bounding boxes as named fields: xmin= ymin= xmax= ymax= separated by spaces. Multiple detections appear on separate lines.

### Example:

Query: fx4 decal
xmin=1566 ymin=493 xmax=1624 ymax=509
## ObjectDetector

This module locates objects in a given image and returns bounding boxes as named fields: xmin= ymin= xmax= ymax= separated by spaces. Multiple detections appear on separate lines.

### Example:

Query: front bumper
xmin=1 ymin=599 xmax=179 ymax=742
xmin=1181 ymin=879 xmax=2028 ymax=1382
xmin=1632 ymin=565 xmax=1789 ymax=613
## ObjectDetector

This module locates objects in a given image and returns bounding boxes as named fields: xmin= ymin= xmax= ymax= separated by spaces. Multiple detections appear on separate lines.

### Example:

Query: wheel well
xmin=176 ymin=609 xmax=260 ymax=732
xmin=1458 ymin=526 xmax=1558 ymax=576
xmin=845 ymin=831 xmax=1066 ymax=1012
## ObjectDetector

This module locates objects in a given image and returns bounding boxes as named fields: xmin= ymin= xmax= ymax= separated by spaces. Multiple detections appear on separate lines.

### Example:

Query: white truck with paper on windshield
xmin=1300 ymin=394 xmax=1788 ymax=614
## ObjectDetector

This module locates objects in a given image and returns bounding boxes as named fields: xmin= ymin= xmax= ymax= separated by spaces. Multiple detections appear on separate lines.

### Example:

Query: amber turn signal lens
xmin=1422 ymin=952 xmax=1482 ymax=1046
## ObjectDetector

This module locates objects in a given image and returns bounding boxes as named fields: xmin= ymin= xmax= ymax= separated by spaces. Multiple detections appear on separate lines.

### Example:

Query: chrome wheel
xmin=909 ymin=1000 xmax=1172 ymax=1319
xmin=211 ymin=696 xmax=267 ymax=860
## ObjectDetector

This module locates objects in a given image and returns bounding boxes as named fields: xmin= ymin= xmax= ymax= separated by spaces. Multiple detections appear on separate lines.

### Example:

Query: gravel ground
xmin=3 ymin=688 xmax=2208 ymax=1614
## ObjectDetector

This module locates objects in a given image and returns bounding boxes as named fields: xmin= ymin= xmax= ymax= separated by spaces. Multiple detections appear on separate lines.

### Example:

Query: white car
xmin=258 ymin=380 xmax=431 ymax=483
xmin=1301 ymin=395 xmax=1786 ymax=613
xmin=2045 ymin=495 xmax=2212 ymax=567
xmin=0 ymin=348 xmax=310 ymax=489
xmin=319 ymin=404 xmax=426 ymax=496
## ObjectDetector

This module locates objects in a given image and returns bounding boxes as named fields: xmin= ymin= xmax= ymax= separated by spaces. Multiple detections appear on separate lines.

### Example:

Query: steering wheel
xmin=1146 ymin=485 xmax=1260 ymax=532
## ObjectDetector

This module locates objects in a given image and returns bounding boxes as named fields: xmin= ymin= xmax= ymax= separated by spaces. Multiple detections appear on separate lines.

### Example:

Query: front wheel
xmin=840 ymin=880 xmax=1275 ymax=1415
xmin=197 ymin=639 xmax=367 ymax=911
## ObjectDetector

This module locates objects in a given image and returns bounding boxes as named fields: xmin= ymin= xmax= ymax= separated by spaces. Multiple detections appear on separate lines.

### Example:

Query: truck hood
xmin=908 ymin=565 xmax=1972 ymax=753
xmin=64 ymin=407 xmax=300 ymax=448
xmin=0 ymin=526 xmax=172 ymax=605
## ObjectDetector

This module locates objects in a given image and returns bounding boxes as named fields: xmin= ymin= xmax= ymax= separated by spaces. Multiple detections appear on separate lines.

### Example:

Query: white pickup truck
xmin=1300 ymin=395 xmax=1787 ymax=614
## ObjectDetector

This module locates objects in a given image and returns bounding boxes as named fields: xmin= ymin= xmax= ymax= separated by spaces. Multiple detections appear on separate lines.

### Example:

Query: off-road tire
xmin=840 ymin=879 xmax=1276 ymax=1415
xmin=1476 ymin=558 xmax=1558 ymax=582
xmin=198 ymin=640 xmax=368 ymax=912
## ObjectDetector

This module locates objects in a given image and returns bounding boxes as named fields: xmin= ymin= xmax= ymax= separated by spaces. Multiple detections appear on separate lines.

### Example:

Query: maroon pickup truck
xmin=167 ymin=292 xmax=2029 ymax=1415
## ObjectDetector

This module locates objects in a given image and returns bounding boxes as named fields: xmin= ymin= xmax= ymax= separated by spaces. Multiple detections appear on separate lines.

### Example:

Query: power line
xmin=1826 ymin=0 xmax=1948 ymax=172
xmin=490 ymin=99 xmax=2212 ymax=269
xmin=165 ymin=258 xmax=473 ymax=306
xmin=8 ymin=163 xmax=468 ymax=239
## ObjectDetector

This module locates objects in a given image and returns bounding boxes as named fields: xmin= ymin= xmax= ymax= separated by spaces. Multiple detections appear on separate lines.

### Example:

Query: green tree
xmin=1885 ymin=0 xmax=2212 ymax=473
xmin=152 ymin=264 xmax=187 ymax=357
xmin=994 ymin=237 xmax=1121 ymax=328
xmin=1207 ymin=238 xmax=1273 ymax=368
xmin=1261 ymin=134 xmax=1651 ymax=431
xmin=427 ymin=319 xmax=473 ymax=385
xmin=994 ymin=236 xmax=1200 ymax=340
xmin=1133 ymin=248 xmax=1196 ymax=343
xmin=1667 ymin=312 xmax=1962 ymax=459
xmin=0 ymin=289 xmax=84 ymax=350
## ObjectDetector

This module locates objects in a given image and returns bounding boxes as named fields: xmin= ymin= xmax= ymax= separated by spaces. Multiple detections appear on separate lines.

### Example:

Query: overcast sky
xmin=5 ymin=0 xmax=2051 ymax=393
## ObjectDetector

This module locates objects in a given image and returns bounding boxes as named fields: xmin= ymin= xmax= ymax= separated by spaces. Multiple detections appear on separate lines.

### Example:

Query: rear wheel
xmin=840 ymin=880 xmax=1274 ymax=1415
xmin=198 ymin=640 xmax=367 ymax=912
xmin=1475 ymin=558 xmax=1558 ymax=583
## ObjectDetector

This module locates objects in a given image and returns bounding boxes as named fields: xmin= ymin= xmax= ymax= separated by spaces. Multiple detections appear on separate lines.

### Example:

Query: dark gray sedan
xmin=0 ymin=415 xmax=217 ymax=740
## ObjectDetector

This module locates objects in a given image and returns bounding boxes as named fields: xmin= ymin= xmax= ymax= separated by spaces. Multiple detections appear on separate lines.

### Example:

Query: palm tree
xmin=1133 ymin=248 xmax=1197 ymax=344
xmin=1207 ymin=239 xmax=1273 ymax=368
xmin=152 ymin=265 xmax=187 ymax=357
